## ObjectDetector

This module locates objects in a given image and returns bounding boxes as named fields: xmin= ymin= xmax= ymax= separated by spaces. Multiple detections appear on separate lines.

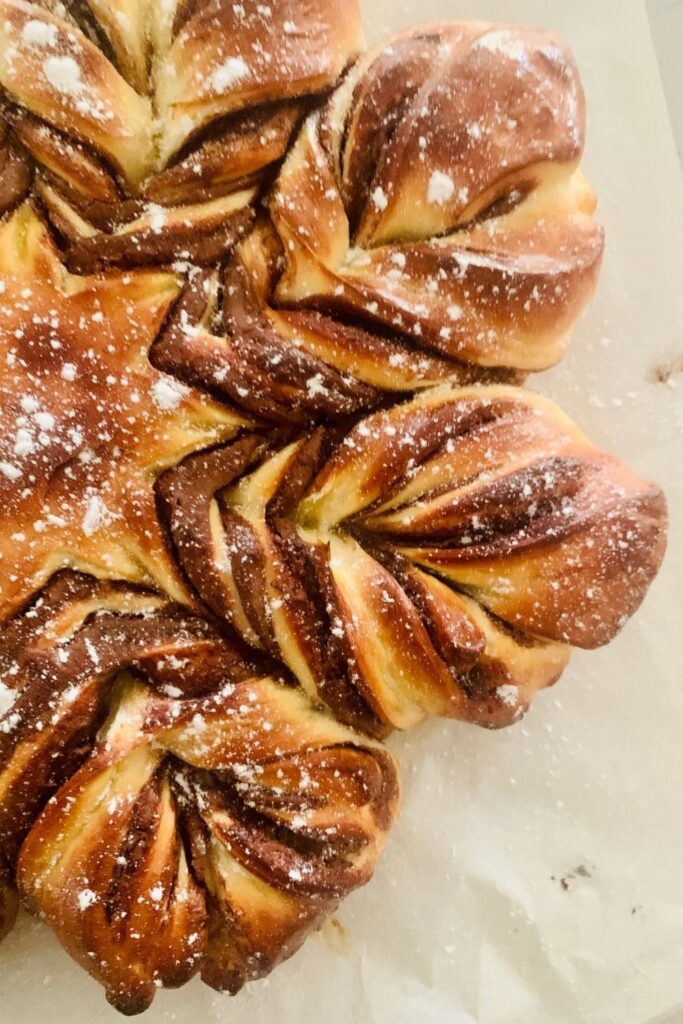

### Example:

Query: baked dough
xmin=0 ymin=3 xmax=667 ymax=1014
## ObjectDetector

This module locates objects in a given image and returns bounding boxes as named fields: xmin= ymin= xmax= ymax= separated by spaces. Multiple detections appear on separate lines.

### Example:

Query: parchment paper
xmin=2 ymin=1 xmax=683 ymax=1021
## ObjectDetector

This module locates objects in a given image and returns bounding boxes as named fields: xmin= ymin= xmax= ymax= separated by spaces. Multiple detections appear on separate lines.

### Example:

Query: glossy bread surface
xmin=0 ymin=4 xmax=668 ymax=1015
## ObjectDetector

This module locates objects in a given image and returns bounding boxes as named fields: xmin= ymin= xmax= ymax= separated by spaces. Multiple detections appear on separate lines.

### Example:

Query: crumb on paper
xmin=551 ymin=864 xmax=593 ymax=892
xmin=318 ymin=916 xmax=349 ymax=956
xmin=649 ymin=355 xmax=683 ymax=386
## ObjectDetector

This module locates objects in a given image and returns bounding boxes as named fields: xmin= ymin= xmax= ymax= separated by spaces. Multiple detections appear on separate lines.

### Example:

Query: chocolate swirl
xmin=0 ymin=8 xmax=668 ymax=1015
xmin=161 ymin=386 xmax=667 ymax=734
xmin=152 ymin=24 xmax=604 ymax=420
xmin=0 ymin=0 xmax=363 ymax=269
xmin=0 ymin=572 xmax=398 ymax=1014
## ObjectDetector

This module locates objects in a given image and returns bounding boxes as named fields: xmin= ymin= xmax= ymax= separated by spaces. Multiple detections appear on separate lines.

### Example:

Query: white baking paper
xmin=2 ymin=1 xmax=682 ymax=1021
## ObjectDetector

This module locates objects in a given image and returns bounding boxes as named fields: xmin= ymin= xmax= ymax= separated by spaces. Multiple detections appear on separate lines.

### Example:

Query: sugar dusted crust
xmin=1 ymin=572 xmax=397 ymax=1013
xmin=0 ymin=1 xmax=667 ymax=1015
xmin=159 ymin=385 xmax=667 ymax=734
xmin=0 ymin=0 xmax=364 ymax=265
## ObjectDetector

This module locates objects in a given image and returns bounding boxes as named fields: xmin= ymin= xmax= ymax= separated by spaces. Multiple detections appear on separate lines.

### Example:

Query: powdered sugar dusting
xmin=152 ymin=378 xmax=189 ymax=411
xmin=477 ymin=30 xmax=530 ymax=65
xmin=22 ymin=20 xmax=58 ymax=48
xmin=82 ymin=495 xmax=113 ymax=537
xmin=77 ymin=888 xmax=98 ymax=911
xmin=0 ymin=681 xmax=17 ymax=718
xmin=372 ymin=186 xmax=389 ymax=212
xmin=0 ymin=462 xmax=22 ymax=481
xmin=211 ymin=56 xmax=249 ymax=92
xmin=43 ymin=55 xmax=83 ymax=96
xmin=427 ymin=171 xmax=455 ymax=206
xmin=497 ymin=684 xmax=520 ymax=708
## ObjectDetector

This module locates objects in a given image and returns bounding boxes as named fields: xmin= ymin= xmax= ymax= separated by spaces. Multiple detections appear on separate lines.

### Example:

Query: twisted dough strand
xmin=0 ymin=572 xmax=398 ymax=1014
xmin=161 ymin=385 xmax=667 ymax=734
xmin=153 ymin=24 xmax=604 ymax=421
xmin=0 ymin=0 xmax=363 ymax=268
xmin=0 ymin=8 xmax=668 ymax=1014
xmin=272 ymin=22 xmax=603 ymax=373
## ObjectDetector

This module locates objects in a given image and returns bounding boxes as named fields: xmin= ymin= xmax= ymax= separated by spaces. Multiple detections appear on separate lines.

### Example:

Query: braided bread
xmin=0 ymin=572 xmax=397 ymax=1014
xmin=0 ymin=204 xmax=247 ymax=617
xmin=0 ymin=0 xmax=363 ymax=269
xmin=159 ymin=385 xmax=666 ymax=734
xmin=0 ymin=2 xmax=668 ymax=1014
xmin=152 ymin=24 xmax=604 ymax=421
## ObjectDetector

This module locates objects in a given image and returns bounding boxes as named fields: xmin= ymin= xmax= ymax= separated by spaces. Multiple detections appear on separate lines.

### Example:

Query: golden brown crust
xmin=151 ymin=24 xmax=604 ymax=419
xmin=0 ymin=571 xmax=398 ymax=1014
xmin=0 ymin=8 xmax=668 ymax=1015
xmin=266 ymin=24 xmax=604 ymax=378
xmin=0 ymin=205 xmax=247 ymax=619
xmin=156 ymin=0 xmax=364 ymax=162
xmin=160 ymin=386 xmax=667 ymax=732
xmin=0 ymin=0 xmax=363 ymax=269
xmin=152 ymin=221 xmax=518 ymax=424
